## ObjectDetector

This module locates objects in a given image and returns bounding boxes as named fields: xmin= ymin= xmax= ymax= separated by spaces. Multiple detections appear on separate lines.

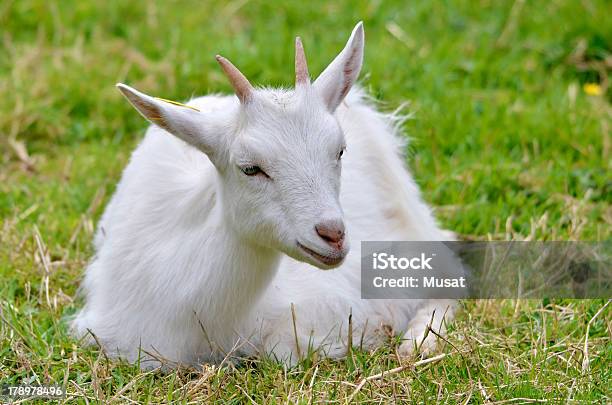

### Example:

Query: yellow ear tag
xmin=154 ymin=97 xmax=201 ymax=112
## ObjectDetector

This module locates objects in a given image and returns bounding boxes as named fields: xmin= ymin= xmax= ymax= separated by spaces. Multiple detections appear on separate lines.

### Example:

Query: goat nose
xmin=315 ymin=220 xmax=345 ymax=247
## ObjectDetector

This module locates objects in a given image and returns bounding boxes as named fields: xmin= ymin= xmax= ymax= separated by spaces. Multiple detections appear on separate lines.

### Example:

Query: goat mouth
xmin=297 ymin=242 xmax=344 ymax=267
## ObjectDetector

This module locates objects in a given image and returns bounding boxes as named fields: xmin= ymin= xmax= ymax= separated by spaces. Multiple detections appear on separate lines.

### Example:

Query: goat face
xmin=222 ymin=89 xmax=349 ymax=269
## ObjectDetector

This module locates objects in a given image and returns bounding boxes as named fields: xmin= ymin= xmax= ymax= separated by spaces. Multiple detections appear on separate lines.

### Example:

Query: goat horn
xmin=295 ymin=37 xmax=310 ymax=86
xmin=215 ymin=55 xmax=254 ymax=103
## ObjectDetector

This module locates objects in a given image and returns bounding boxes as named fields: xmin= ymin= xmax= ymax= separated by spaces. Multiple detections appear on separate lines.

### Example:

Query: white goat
xmin=73 ymin=22 xmax=455 ymax=369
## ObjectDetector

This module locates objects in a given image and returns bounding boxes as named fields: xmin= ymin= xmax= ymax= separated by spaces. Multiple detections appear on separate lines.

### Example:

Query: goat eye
xmin=337 ymin=149 xmax=345 ymax=160
xmin=241 ymin=165 xmax=263 ymax=176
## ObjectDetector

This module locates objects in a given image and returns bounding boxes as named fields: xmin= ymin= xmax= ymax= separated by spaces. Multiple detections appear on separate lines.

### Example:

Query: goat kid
xmin=73 ymin=22 xmax=455 ymax=369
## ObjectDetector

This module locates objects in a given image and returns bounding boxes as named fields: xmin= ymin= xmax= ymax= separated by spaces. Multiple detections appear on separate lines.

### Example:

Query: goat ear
xmin=313 ymin=22 xmax=364 ymax=112
xmin=116 ymin=83 xmax=217 ymax=155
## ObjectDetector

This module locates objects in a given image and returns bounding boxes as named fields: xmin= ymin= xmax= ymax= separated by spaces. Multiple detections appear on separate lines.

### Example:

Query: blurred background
xmin=1 ymin=0 xmax=610 ymax=251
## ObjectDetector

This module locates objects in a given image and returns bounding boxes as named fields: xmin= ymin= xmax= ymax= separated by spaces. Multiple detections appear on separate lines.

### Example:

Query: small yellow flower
xmin=583 ymin=83 xmax=603 ymax=96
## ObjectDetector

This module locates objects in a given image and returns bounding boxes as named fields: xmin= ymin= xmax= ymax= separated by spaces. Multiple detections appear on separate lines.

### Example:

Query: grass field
xmin=1 ymin=0 xmax=610 ymax=402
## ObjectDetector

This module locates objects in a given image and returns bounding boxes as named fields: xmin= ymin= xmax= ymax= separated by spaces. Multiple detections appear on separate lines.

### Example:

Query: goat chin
xmin=73 ymin=24 xmax=456 ymax=369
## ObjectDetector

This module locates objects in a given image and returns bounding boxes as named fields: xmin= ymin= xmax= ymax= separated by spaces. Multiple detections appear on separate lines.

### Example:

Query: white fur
xmin=73 ymin=23 xmax=455 ymax=369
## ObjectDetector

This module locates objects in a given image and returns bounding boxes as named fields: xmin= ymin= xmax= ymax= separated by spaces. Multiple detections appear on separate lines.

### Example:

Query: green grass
xmin=1 ymin=0 xmax=610 ymax=402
